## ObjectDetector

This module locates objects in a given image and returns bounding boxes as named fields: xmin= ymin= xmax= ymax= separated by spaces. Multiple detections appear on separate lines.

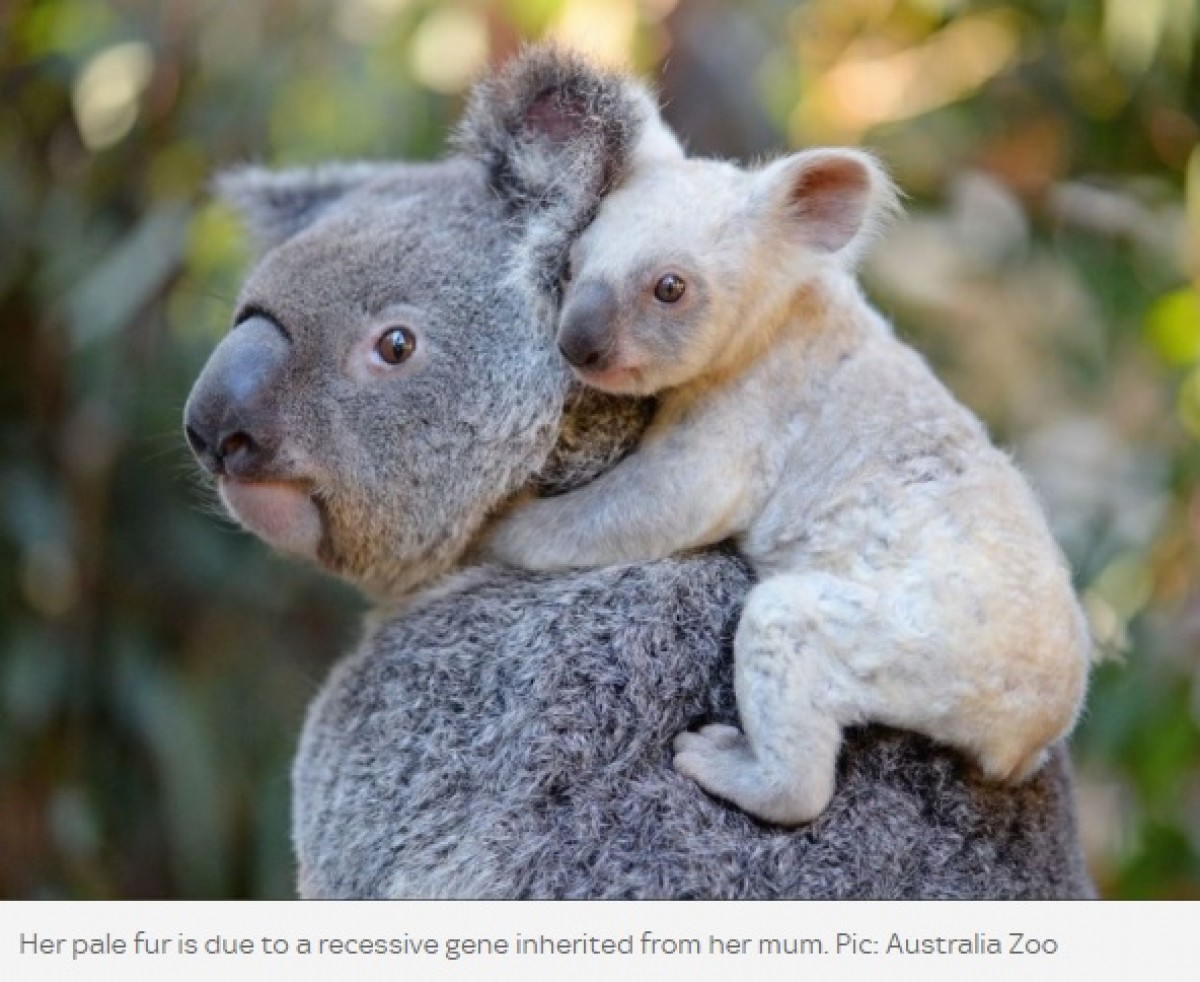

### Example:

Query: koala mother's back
xmin=295 ymin=553 xmax=1095 ymax=898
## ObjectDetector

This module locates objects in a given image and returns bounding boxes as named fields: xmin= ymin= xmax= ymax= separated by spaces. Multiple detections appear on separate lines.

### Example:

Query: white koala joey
xmin=485 ymin=133 xmax=1092 ymax=826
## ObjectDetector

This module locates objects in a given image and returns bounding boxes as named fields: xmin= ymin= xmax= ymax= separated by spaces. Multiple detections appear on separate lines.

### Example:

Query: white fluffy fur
xmin=487 ymin=137 xmax=1092 ymax=825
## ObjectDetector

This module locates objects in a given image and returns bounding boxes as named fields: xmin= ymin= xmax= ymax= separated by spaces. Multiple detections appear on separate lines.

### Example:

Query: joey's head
xmin=558 ymin=147 xmax=899 ymax=395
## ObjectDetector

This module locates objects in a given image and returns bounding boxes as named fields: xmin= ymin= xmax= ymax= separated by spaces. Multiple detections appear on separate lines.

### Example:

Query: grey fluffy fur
xmin=296 ymin=555 xmax=1091 ymax=898
xmin=199 ymin=46 xmax=1094 ymax=898
xmin=213 ymin=162 xmax=388 ymax=252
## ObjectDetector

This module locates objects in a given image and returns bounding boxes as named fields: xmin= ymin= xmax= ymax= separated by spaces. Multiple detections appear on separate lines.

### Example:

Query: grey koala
xmin=184 ymin=46 xmax=1094 ymax=898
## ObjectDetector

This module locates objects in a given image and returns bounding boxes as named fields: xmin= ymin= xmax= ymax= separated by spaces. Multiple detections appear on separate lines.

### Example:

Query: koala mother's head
xmin=184 ymin=48 xmax=660 ymax=599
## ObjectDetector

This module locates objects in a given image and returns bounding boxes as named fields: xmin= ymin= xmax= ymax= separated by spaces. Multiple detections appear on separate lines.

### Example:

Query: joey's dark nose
xmin=184 ymin=315 xmax=290 ymax=478
xmin=558 ymin=280 xmax=618 ymax=370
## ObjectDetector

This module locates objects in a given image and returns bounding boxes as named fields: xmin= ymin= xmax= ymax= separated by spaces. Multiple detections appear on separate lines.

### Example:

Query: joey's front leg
xmin=485 ymin=434 xmax=751 ymax=572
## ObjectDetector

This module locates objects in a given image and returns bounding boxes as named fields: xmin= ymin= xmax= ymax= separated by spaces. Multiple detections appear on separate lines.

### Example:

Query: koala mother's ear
xmin=454 ymin=44 xmax=681 ymax=219
xmin=758 ymin=149 xmax=901 ymax=265
xmin=213 ymin=162 xmax=388 ymax=252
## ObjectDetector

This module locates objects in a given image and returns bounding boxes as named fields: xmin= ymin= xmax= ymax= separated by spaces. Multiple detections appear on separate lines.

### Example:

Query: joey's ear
xmin=759 ymin=149 xmax=899 ymax=263
xmin=212 ymin=162 xmax=387 ymax=251
xmin=454 ymin=43 xmax=681 ymax=217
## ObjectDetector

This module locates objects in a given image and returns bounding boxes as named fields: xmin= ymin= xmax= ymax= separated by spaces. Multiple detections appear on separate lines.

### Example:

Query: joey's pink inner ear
xmin=788 ymin=154 xmax=871 ymax=254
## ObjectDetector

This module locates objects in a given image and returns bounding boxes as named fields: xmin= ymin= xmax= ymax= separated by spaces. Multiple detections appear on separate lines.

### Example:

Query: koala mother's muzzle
xmin=184 ymin=315 xmax=290 ymax=477
xmin=184 ymin=315 xmax=323 ymax=560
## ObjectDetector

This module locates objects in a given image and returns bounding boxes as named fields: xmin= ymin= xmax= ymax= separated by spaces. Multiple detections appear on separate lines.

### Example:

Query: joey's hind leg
xmin=673 ymin=573 xmax=873 ymax=825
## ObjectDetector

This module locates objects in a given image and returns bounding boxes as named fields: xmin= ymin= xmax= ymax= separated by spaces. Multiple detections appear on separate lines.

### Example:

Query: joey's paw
xmin=479 ymin=502 xmax=541 ymax=567
xmin=477 ymin=522 xmax=515 ymax=564
xmin=673 ymin=724 xmax=756 ymax=794
xmin=673 ymin=726 xmax=828 ymax=825
xmin=479 ymin=523 xmax=571 ymax=573
xmin=473 ymin=524 xmax=511 ymax=566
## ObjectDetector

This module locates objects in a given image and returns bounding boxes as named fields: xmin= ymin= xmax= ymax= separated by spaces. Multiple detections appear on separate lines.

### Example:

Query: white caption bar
xmin=3 ymin=900 xmax=1192 ymax=981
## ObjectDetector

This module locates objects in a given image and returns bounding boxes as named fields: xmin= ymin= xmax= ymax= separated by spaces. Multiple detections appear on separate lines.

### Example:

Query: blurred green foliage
xmin=1 ymin=0 xmax=1197 ymax=898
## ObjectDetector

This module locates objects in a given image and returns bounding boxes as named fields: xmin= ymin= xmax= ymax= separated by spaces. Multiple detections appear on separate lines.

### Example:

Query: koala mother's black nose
xmin=184 ymin=424 xmax=260 ymax=474
xmin=183 ymin=315 xmax=290 ymax=478
xmin=558 ymin=280 xmax=618 ymax=370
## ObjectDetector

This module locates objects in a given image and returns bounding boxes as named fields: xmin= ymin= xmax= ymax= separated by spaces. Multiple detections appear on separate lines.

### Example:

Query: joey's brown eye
xmin=376 ymin=327 xmax=417 ymax=365
xmin=560 ymin=258 xmax=573 ymax=284
xmin=654 ymin=273 xmax=686 ymax=303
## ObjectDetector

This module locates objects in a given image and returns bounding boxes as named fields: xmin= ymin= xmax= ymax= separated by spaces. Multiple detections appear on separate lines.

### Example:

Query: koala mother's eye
xmin=654 ymin=273 xmax=686 ymax=304
xmin=375 ymin=326 xmax=417 ymax=365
